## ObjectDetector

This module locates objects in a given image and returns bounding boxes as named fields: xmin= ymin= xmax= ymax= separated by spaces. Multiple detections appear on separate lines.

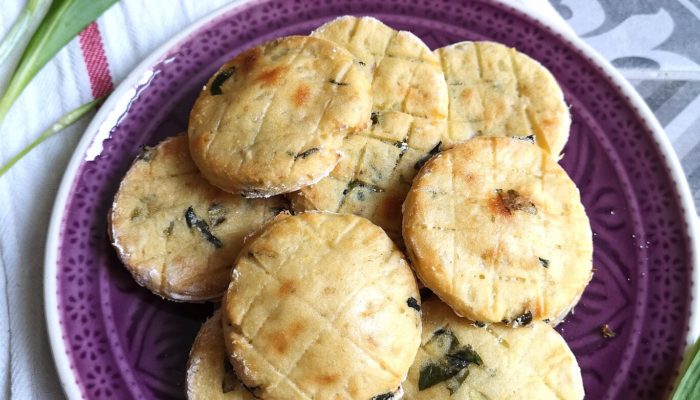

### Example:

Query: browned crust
xmin=188 ymin=35 xmax=372 ymax=197
xmin=402 ymin=137 xmax=592 ymax=323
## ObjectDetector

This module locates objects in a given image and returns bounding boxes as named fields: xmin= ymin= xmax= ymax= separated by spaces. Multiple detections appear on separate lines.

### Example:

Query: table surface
xmin=551 ymin=0 xmax=700 ymax=214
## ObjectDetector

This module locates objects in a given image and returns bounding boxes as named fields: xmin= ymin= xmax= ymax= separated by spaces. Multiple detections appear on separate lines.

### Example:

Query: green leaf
xmin=209 ymin=67 xmax=235 ymax=95
xmin=0 ymin=95 xmax=105 ymax=177
xmin=418 ymin=328 xmax=483 ymax=392
xmin=673 ymin=338 xmax=700 ymax=400
xmin=0 ymin=0 xmax=50 ymax=66
xmin=184 ymin=206 xmax=224 ymax=248
xmin=447 ymin=346 xmax=483 ymax=368
xmin=419 ymin=361 xmax=454 ymax=391
xmin=0 ymin=0 xmax=118 ymax=123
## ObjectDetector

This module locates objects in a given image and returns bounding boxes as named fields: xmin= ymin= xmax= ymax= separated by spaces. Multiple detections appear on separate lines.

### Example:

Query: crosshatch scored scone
xmin=188 ymin=35 xmax=372 ymax=197
xmin=402 ymin=137 xmax=593 ymax=324
xmin=290 ymin=16 xmax=456 ymax=239
xmin=187 ymin=310 xmax=255 ymax=400
xmin=436 ymin=41 xmax=571 ymax=158
xmin=403 ymin=297 xmax=585 ymax=399
xmin=109 ymin=134 xmax=286 ymax=302
xmin=222 ymin=212 xmax=421 ymax=399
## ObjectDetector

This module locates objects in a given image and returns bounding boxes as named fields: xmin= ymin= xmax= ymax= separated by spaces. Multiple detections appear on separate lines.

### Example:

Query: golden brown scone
xmin=109 ymin=134 xmax=286 ymax=301
xmin=435 ymin=41 xmax=570 ymax=157
xmin=291 ymin=17 xmax=457 ymax=239
xmin=188 ymin=35 xmax=372 ymax=197
xmin=222 ymin=212 xmax=421 ymax=399
xmin=403 ymin=297 xmax=584 ymax=399
xmin=186 ymin=310 xmax=255 ymax=400
xmin=402 ymin=137 xmax=592 ymax=324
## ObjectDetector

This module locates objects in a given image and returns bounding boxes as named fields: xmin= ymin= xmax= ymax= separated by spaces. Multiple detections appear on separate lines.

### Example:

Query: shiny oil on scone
xmin=188 ymin=35 xmax=372 ymax=197
xmin=222 ymin=212 xmax=421 ymax=399
xmin=109 ymin=134 xmax=286 ymax=301
xmin=291 ymin=17 xmax=462 ymax=240
xmin=186 ymin=310 xmax=255 ymax=400
xmin=403 ymin=137 xmax=592 ymax=324
xmin=436 ymin=41 xmax=571 ymax=157
xmin=403 ymin=297 xmax=584 ymax=399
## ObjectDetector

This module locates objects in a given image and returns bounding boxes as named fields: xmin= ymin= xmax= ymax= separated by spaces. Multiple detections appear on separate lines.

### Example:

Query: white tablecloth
xmin=0 ymin=1 xmax=602 ymax=398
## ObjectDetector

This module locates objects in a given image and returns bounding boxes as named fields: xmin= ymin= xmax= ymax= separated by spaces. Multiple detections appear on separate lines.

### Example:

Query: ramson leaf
xmin=0 ymin=0 xmax=50 ymax=66
xmin=672 ymin=338 xmax=700 ymax=400
xmin=0 ymin=96 xmax=105 ymax=177
xmin=418 ymin=328 xmax=483 ymax=392
xmin=0 ymin=0 xmax=118 ymax=123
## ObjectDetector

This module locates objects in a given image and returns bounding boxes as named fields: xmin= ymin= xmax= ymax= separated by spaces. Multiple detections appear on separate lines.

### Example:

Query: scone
xmin=188 ymin=35 xmax=372 ymax=197
xmin=403 ymin=297 xmax=584 ymax=399
xmin=186 ymin=310 xmax=255 ymax=400
xmin=402 ymin=137 xmax=592 ymax=324
xmin=222 ymin=212 xmax=421 ymax=399
xmin=436 ymin=41 xmax=570 ymax=157
xmin=290 ymin=16 xmax=458 ymax=239
xmin=109 ymin=134 xmax=286 ymax=301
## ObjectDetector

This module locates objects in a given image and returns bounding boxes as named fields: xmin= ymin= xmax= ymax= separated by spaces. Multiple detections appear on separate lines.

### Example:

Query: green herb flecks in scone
xmin=188 ymin=35 xmax=372 ymax=197
xmin=185 ymin=206 xmax=223 ymax=248
xmin=210 ymin=68 xmax=235 ymax=95
xmin=109 ymin=134 xmax=287 ymax=302
xmin=294 ymin=147 xmax=320 ymax=160
xmin=403 ymin=137 xmax=593 ymax=324
xmin=404 ymin=298 xmax=584 ymax=399
xmin=418 ymin=328 xmax=483 ymax=393
xmin=291 ymin=16 xmax=462 ymax=241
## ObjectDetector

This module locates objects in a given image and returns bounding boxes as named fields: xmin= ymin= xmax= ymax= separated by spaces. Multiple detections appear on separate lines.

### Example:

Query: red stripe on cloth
xmin=78 ymin=22 xmax=114 ymax=99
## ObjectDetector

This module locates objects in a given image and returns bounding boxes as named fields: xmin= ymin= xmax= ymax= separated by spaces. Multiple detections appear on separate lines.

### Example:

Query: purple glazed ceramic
xmin=45 ymin=0 xmax=698 ymax=399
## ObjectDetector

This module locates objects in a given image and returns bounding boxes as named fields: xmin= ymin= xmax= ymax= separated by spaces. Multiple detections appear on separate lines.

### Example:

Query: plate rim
xmin=43 ymin=1 xmax=254 ymax=398
xmin=43 ymin=0 xmax=700 ymax=399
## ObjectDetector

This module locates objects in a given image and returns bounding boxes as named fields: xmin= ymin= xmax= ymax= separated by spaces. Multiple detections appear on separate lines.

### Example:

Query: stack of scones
xmin=109 ymin=16 xmax=592 ymax=400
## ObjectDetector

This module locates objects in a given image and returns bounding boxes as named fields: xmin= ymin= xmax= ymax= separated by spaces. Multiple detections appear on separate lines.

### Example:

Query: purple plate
xmin=45 ymin=0 xmax=699 ymax=399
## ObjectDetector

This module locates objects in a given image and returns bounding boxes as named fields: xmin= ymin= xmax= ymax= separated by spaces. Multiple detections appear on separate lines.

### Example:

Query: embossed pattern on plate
xmin=50 ymin=0 xmax=694 ymax=399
